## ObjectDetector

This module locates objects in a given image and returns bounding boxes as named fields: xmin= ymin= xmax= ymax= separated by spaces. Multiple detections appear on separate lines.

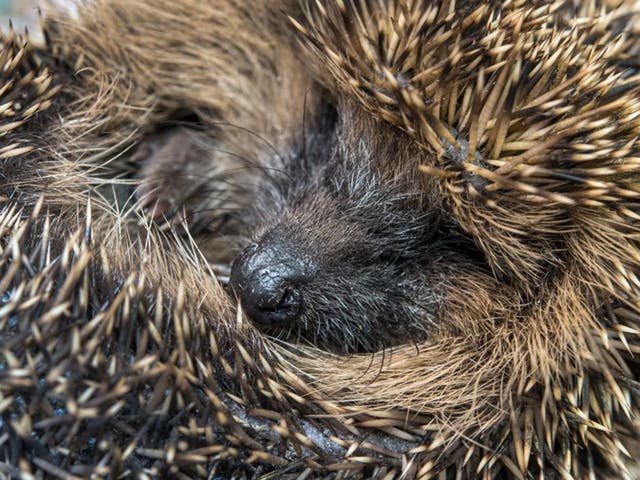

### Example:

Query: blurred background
xmin=0 ymin=0 xmax=40 ymax=33
xmin=0 ymin=0 xmax=75 ymax=40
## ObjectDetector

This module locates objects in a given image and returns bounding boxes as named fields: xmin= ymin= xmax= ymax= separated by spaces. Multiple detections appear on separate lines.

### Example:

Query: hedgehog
xmin=1 ymin=0 xmax=640 ymax=479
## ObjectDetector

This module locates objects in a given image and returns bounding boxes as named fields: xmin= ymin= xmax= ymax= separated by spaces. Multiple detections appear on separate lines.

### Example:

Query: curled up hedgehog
xmin=1 ymin=0 xmax=640 ymax=478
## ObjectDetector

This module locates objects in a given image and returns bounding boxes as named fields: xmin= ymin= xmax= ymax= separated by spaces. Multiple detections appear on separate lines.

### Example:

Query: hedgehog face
xmin=225 ymin=107 xmax=476 ymax=352
xmin=133 ymin=106 xmax=469 ymax=352
xmin=229 ymin=162 xmax=438 ymax=352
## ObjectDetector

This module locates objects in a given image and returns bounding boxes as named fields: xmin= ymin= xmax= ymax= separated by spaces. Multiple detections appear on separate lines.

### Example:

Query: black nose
xmin=230 ymin=242 xmax=310 ymax=327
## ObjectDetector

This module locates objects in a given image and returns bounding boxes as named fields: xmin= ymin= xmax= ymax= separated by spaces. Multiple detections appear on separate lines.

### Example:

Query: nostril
xmin=279 ymin=287 xmax=300 ymax=311
xmin=234 ymin=273 xmax=303 ymax=326
xmin=252 ymin=284 xmax=303 ymax=324
xmin=229 ymin=243 xmax=309 ymax=327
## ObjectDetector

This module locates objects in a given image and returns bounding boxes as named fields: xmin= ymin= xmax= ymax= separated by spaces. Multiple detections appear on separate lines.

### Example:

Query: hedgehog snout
xmin=230 ymin=240 xmax=313 ymax=327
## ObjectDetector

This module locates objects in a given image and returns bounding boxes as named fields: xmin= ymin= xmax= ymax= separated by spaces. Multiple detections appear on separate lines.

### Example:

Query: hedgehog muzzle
xmin=230 ymin=237 xmax=314 ymax=326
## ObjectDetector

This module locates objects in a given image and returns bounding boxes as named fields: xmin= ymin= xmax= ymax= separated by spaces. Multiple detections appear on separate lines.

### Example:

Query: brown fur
xmin=1 ymin=0 xmax=640 ymax=478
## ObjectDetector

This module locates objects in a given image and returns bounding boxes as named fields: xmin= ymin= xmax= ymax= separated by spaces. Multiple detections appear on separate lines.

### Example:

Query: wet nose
xmin=230 ymin=242 xmax=310 ymax=326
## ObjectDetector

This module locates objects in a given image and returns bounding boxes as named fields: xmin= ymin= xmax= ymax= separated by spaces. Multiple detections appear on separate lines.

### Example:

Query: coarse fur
xmin=1 ymin=0 xmax=640 ymax=479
